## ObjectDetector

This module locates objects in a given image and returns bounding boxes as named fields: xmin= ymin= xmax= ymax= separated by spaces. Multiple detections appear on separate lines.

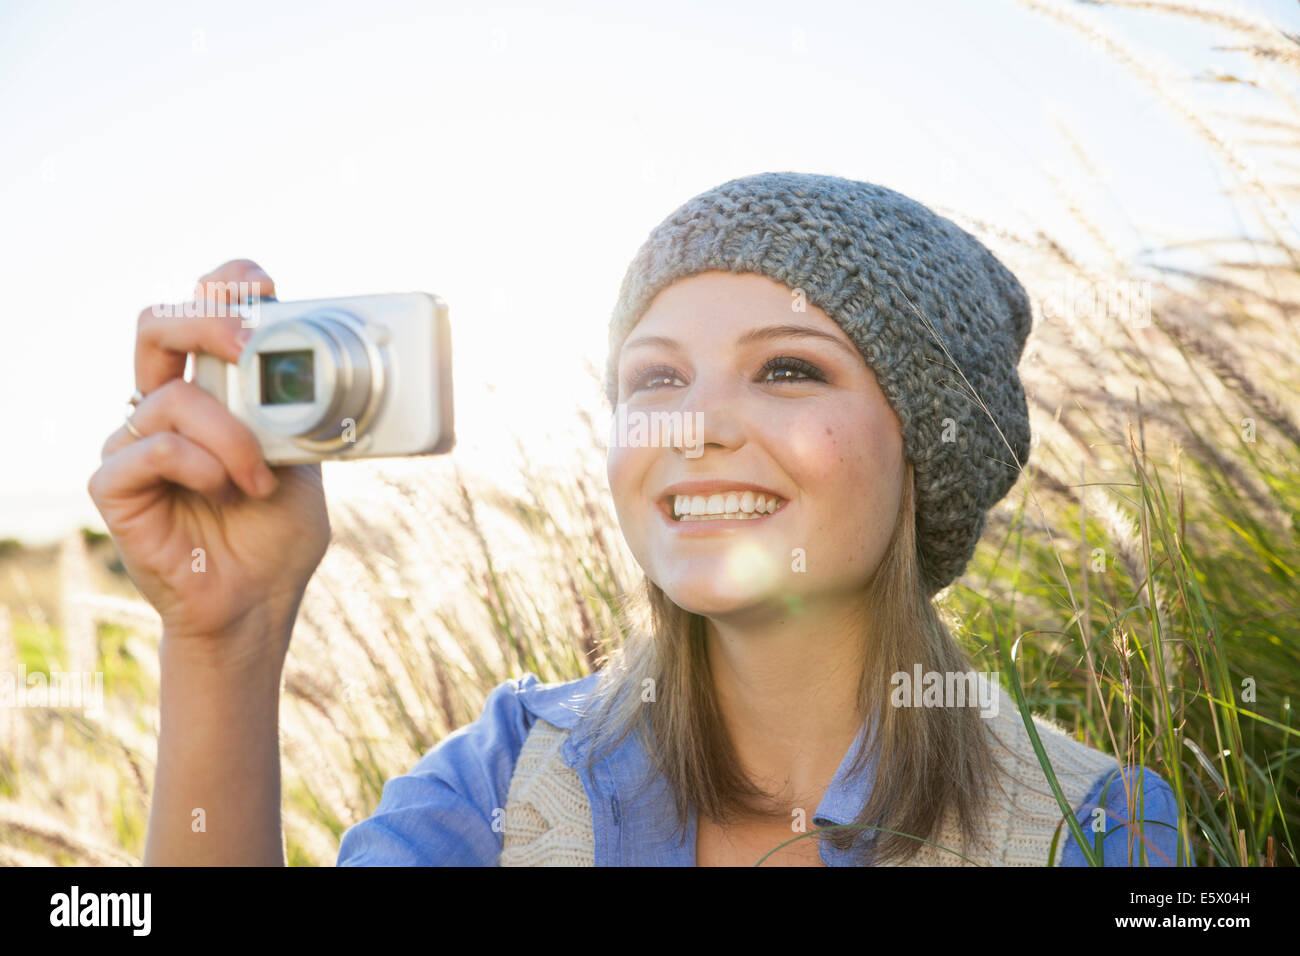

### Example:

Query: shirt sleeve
xmin=1058 ymin=765 xmax=1190 ymax=866
xmin=336 ymin=675 xmax=538 ymax=866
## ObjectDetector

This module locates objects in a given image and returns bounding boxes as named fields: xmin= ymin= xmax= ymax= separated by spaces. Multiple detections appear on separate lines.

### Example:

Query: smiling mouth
xmin=663 ymin=492 xmax=787 ymax=522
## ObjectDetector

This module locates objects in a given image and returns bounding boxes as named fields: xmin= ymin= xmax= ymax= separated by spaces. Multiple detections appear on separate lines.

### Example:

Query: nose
xmin=674 ymin=372 xmax=745 ymax=459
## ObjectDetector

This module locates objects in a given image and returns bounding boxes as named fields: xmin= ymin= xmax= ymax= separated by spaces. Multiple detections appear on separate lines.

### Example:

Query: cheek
xmin=791 ymin=413 xmax=902 ymax=535
xmin=605 ymin=444 xmax=648 ymax=521
xmin=785 ymin=418 xmax=876 ymax=488
xmin=606 ymin=447 xmax=629 ymax=507
xmin=605 ymin=444 xmax=661 ymax=576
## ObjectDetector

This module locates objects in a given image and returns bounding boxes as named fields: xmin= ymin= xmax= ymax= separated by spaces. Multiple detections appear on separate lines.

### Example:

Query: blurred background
xmin=1 ymin=0 xmax=1297 ymax=866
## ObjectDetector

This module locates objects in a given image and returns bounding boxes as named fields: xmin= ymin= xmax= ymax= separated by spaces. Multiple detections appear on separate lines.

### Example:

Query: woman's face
xmin=606 ymin=270 xmax=906 ymax=619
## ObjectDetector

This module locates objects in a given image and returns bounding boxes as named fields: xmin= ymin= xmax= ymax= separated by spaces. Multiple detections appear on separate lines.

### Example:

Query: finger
xmin=134 ymin=307 xmax=248 ymax=393
xmin=194 ymin=258 xmax=276 ymax=307
xmin=102 ymin=380 xmax=278 ymax=498
xmin=101 ymin=422 xmax=137 ymax=463
xmin=89 ymin=430 xmax=233 ymax=508
xmin=134 ymin=260 xmax=276 ymax=394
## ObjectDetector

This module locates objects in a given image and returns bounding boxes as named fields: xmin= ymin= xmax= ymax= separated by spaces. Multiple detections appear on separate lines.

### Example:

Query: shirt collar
xmin=516 ymin=672 xmax=601 ymax=731
xmin=518 ymin=672 xmax=882 ymax=859
xmin=517 ymin=673 xmax=643 ymax=776
xmin=518 ymin=673 xmax=880 ymax=813
xmin=811 ymin=715 xmax=877 ymax=830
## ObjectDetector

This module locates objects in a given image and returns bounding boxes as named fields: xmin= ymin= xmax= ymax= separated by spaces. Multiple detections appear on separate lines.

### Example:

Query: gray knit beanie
xmin=603 ymin=171 xmax=1033 ymax=598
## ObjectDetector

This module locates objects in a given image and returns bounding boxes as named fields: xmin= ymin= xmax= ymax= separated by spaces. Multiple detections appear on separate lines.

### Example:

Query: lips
xmin=654 ymin=494 xmax=788 ymax=533
xmin=651 ymin=481 xmax=790 ymax=537
xmin=666 ymin=491 xmax=785 ymax=519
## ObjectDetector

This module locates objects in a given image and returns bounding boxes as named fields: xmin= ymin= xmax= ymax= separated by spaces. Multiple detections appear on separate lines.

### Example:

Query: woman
xmin=90 ymin=171 xmax=1183 ymax=867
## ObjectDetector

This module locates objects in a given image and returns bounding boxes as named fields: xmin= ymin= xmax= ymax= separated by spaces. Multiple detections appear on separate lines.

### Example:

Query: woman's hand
xmin=88 ymin=259 xmax=331 ymax=663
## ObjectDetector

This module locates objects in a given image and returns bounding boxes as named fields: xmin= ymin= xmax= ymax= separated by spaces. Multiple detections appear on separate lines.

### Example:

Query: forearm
xmin=143 ymin=612 xmax=293 ymax=866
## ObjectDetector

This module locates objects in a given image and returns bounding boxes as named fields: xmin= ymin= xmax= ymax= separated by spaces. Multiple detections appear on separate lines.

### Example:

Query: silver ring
xmin=124 ymin=412 xmax=145 ymax=440
xmin=128 ymin=389 xmax=146 ymax=408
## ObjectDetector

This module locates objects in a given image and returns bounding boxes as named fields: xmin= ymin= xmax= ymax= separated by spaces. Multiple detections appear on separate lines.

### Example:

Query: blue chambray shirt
xmin=336 ymin=672 xmax=1189 ymax=866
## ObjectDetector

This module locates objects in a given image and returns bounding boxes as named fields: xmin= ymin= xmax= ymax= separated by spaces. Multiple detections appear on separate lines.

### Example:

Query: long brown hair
xmin=582 ymin=458 xmax=999 ymax=864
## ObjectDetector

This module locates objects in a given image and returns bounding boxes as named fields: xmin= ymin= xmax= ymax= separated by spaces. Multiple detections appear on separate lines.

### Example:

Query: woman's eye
xmin=627 ymin=365 xmax=683 ymax=393
xmin=761 ymin=356 xmax=825 ymax=383
xmin=626 ymin=356 xmax=825 ymax=394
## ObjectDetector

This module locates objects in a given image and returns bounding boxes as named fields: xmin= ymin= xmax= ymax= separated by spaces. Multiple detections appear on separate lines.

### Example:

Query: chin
xmin=650 ymin=540 xmax=785 ymax=598
xmin=653 ymin=570 xmax=781 ymax=619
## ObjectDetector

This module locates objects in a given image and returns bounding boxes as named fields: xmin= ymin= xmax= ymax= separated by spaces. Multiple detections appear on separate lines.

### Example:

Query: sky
xmin=2 ymin=0 xmax=1297 ymax=543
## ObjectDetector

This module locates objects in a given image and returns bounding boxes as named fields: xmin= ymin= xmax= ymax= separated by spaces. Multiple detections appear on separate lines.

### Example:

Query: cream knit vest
xmin=500 ymin=688 xmax=1119 ymax=866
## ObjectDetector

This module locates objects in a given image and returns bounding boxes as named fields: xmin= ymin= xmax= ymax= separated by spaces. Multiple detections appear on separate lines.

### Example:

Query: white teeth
xmin=669 ymin=491 xmax=785 ymax=520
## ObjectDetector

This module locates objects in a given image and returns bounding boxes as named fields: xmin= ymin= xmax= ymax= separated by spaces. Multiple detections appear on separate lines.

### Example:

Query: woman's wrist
xmin=159 ymin=595 xmax=302 ymax=683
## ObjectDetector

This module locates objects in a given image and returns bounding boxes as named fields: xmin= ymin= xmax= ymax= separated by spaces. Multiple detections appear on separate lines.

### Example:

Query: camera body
xmin=193 ymin=292 xmax=454 ymax=465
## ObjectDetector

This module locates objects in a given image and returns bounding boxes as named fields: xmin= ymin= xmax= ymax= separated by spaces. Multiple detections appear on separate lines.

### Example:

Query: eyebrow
xmin=622 ymin=324 xmax=859 ymax=359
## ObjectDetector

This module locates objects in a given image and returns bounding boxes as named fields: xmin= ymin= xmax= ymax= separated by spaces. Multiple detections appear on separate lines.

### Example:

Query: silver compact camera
xmin=193 ymin=292 xmax=455 ymax=465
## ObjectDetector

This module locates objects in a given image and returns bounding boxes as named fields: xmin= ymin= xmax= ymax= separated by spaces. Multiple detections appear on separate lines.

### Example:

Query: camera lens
xmin=239 ymin=308 xmax=383 ymax=448
xmin=260 ymin=350 xmax=315 ymax=405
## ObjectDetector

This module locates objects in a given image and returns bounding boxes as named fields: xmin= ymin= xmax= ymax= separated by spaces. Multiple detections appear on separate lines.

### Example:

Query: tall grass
xmin=955 ymin=0 xmax=1300 ymax=866
xmin=0 ymin=0 xmax=1295 ymax=866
